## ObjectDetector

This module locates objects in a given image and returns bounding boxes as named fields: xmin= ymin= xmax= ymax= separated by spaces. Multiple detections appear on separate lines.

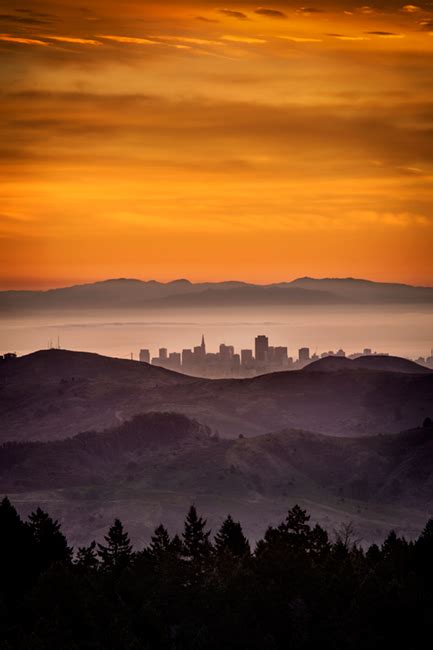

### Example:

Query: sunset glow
xmin=1 ymin=0 xmax=433 ymax=288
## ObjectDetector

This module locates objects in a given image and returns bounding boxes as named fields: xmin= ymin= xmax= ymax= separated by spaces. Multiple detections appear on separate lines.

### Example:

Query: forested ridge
xmin=1 ymin=497 xmax=433 ymax=649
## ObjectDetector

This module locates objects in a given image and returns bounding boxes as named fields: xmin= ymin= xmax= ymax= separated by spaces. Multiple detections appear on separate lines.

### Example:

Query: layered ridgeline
xmin=1 ymin=411 xmax=432 ymax=546
xmin=1 ymin=277 xmax=433 ymax=311
xmin=1 ymin=349 xmax=432 ymax=442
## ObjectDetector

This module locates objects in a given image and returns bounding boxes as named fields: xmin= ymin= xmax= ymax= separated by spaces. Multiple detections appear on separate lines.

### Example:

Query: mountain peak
xmin=168 ymin=278 xmax=192 ymax=285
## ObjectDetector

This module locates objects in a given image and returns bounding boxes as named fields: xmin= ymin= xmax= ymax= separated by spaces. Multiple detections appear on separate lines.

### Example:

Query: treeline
xmin=1 ymin=498 xmax=433 ymax=649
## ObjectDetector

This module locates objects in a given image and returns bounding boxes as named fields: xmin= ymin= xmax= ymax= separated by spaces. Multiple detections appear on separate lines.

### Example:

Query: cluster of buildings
xmin=139 ymin=336 xmax=409 ymax=379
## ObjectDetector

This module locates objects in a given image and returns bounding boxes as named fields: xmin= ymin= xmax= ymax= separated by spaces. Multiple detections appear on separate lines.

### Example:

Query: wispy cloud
xmin=0 ymin=33 xmax=48 ymax=45
xmin=366 ymin=31 xmax=405 ymax=38
xmin=221 ymin=35 xmax=267 ymax=43
xmin=357 ymin=6 xmax=376 ymax=14
xmin=157 ymin=36 xmax=222 ymax=46
xmin=255 ymin=8 xmax=287 ymax=19
xmin=196 ymin=16 xmax=220 ymax=23
xmin=297 ymin=7 xmax=325 ymax=15
xmin=327 ymin=33 xmax=369 ymax=40
xmin=43 ymin=35 xmax=101 ymax=45
xmin=0 ymin=13 xmax=51 ymax=25
xmin=401 ymin=4 xmax=422 ymax=12
xmin=278 ymin=35 xmax=322 ymax=42
xmin=97 ymin=34 xmax=158 ymax=45
xmin=219 ymin=9 xmax=249 ymax=20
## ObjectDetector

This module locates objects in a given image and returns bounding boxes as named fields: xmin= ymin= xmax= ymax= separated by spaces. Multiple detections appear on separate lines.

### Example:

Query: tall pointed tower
xmin=201 ymin=335 xmax=206 ymax=355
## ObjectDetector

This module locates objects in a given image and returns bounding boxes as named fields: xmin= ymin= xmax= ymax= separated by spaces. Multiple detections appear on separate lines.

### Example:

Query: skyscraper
xmin=255 ymin=335 xmax=269 ymax=362
xmin=241 ymin=349 xmax=253 ymax=366
xmin=220 ymin=343 xmax=234 ymax=359
xmin=139 ymin=349 xmax=150 ymax=363
xmin=299 ymin=347 xmax=310 ymax=363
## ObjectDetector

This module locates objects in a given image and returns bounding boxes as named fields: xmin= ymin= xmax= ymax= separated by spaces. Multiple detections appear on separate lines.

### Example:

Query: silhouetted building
xmin=139 ymin=349 xmax=150 ymax=363
xmin=142 ymin=336 xmax=400 ymax=379
xmin=220 ymin=344 xmax=234 ymax=360
xmin=274 ymin=347 xmax=289 ymax=366
xmin=182 ymin=349 xmax=194 ymax=369
xmin=168 ymin=352 xmax=181 ymax=370
xmin=255 ymin=335 xmax=269 ymax=362
xmin=241 ymin=349 xmax=253 ymax=366
xmin=299 ymin=347 xmax=310 ymax=363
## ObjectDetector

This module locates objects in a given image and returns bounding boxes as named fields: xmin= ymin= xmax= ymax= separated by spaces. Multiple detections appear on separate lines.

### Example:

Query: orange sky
xmin=1 ymin=0 xmax=433 ymax=288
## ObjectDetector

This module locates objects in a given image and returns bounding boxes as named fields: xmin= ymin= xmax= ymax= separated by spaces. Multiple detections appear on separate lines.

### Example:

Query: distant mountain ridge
xmin=1 ymin=276 xmax=433 ymax=311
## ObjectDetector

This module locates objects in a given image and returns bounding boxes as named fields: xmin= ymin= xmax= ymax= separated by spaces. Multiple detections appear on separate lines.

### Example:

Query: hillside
xmin=4 ymin=413 xmax=433 ymax=504
xmin=303 ymin=354 xmax=431 ymax=374
xmin=0 ymin=349 xmax=195 ymax=441
xmin=1 ymin=349 xmax=432 ymax=442
xmin=1 ymin=412 xmax=432 ymax=546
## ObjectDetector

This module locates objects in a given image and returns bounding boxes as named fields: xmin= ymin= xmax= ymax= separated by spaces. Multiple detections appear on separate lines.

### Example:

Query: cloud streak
xmin=0 ymin=33 xmax=48 ymax=45
xmin=255 ymin=7 xmax=287 ymax=19
xmin=219 ymin=9 xmax=249 ymax=20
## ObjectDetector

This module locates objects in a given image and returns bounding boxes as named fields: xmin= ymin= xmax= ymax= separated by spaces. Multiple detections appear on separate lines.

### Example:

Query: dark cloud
xmin=254 ymin=7 xmax=287 ymax=18
xmin=16 ymin=8 xmax=55 ymax=19
xmin=0 ymin=13 xmax=51 ymax=25
xmin=219 ymin=8 xmax=249 ymax=20
xmin=196 ymin=16 xmax=220 ymax=23
xmin=366 ymin=30 xmax=401 ymax=35
xmin=297 ymin=7 xmax=325 ymax=13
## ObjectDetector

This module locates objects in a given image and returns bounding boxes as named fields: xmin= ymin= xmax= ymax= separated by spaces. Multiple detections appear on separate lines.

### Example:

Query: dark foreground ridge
xmin=2 ymin=496 xmax=433 ymax=649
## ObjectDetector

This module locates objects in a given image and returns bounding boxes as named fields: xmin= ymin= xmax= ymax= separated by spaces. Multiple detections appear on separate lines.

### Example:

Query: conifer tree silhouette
xmin=182 ymin=505 xmax=212 ymax=562
xmin=0 ymin=497 xmax=34 ymax=590
xmin=214 ymin=515 xmax=250 ymax=557
xmin=28 ymin=507 xmax=72 ymax=572
xmin=148 ymin=524 xmax=171 ymax=556
xmin=97 ymin=518 xmax=133 ymax=572
xmin=76 ymin=540 xmax=99 ymax=570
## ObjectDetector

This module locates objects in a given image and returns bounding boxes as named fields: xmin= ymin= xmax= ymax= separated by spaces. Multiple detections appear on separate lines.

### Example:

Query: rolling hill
xmin=1 ymin=412 xmax=432 ymax=546
xmin=1 ymin=349 xmax=432 ymax=442
xmin=303 ymin=354 xmax=431 ymax=374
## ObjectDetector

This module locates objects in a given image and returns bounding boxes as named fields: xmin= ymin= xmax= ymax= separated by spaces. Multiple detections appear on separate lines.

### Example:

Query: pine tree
xmin=284 ymin=505 xmax=311 ymax=538
xmin=75 ymin=540 xmax=99 ymax=570
xmin=309 ymin=523 xmax=330 ymax=559
xmin=182 ymin=505 xmax=212 ymax=562
xmin=0 ymin=497 xmax=34 ymax=589
xmin=28 ymin=507 xmax=72 ymax=572
xmin=97 ymin=518 xmax=133 ymax=572
xmin=214 ymin=515 xmax=250 ymax=558
xmin=258 ymin=504 xmax=313 ymax=556
xmin=148 ymin=524 xmax=172 ymax=558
